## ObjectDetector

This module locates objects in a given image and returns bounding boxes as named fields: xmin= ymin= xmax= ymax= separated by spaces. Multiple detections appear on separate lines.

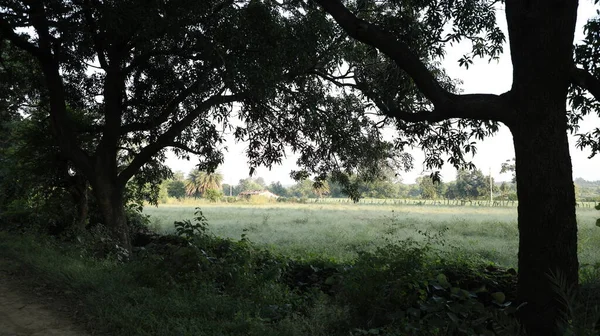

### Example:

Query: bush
xmin=166 ymin=180 xmax=186 ymax=200
xmin=204 ymin=188 xmax=224 ymax=202
xmin=0 ymin=190 xmax=80 ymax=235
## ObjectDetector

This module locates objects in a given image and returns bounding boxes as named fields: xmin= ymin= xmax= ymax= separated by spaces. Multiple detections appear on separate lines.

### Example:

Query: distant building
xmin=238 ymin=190 xmax=279 ymax=199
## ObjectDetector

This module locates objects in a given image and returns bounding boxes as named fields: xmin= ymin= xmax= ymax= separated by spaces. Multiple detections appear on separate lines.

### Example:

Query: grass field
xmin=144 ymin=202 xmax=600 ymax=268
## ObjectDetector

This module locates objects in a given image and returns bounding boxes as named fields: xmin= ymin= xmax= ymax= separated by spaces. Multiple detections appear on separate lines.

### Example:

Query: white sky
xmin=166 ymin=2 xmax=600 ymax=185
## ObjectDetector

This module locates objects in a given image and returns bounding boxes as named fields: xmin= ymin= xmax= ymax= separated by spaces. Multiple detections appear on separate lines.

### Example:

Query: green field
xmin=144 ymin=202 xmax=600 ymax=267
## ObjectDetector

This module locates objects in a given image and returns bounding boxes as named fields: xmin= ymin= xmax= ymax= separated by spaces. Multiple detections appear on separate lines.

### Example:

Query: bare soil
xmin=0 ymin=258 xmax=89 ymax=336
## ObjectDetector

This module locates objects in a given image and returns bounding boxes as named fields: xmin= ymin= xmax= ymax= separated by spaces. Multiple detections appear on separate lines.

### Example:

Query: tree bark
xmin=510 ymin=113 xmax=578 ymax=335
xmin=91 ymin=174 xmax=131 ymax=253
xmin=67 ymin=174 xmax=89 ymax=232
xmin=504 ymin=1 xmax=579 ymax=334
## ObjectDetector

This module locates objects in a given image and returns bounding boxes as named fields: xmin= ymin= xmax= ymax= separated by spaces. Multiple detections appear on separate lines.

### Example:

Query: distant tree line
xmin=158 ymin=168 xmax=600 ymax=203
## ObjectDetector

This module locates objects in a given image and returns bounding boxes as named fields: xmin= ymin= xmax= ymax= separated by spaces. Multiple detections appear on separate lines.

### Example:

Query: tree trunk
xmin=510 ymin=116 xmax=578 ymax=335
xmin=75 ymin=186 xmax=89 ymax=231
xmin=92 ymin=176 xmax=131 ymax=253
xmin=67 ymin=174 xmax=89 ymax=232
xmin=505 ymin=1 xmax=579 ymax=334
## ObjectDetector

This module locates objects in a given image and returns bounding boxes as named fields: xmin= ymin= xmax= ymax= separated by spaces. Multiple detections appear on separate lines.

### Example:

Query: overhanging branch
xmin=314 ymin=0 xmax=450 ymax=104
xmin=314 ymin=0 xmax=514 ymax=124
xmin=122 ymin=79 xmax=203 ymax=133
xmin=118 ymin=93 xmax=243 ymax=184
xmin=376 ymin=93 xmax=512 ymax=123
xmin=168 ymin=142 xmax=205 ymax=156
xmin=0 ymin=17 xmax=46 ymax=59
xmin=571 ymin=66 xmax=600 ymax=102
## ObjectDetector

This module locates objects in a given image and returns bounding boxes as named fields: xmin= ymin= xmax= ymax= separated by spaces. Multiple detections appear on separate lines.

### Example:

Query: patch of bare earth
xmin=0 ymin=258 xmax=89 ymax=336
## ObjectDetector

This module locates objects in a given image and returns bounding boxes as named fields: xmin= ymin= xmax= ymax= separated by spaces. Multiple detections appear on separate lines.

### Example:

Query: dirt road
xmin=0 ymin=259 xmax=89 ymax=336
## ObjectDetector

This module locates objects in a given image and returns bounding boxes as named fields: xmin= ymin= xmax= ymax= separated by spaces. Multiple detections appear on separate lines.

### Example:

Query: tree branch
xmin=5 ymin=1 xmax=94 ymax=175
xmin=212 ymin=0 xmax=235 ymax=14
xmin=121 ymin=79 xmax=203 ymax=133
xmin=312 ymin=69 xmax=358 ymax=88
xmin=571 ymin=66 xmax=600 ymax=102
xmin=118 ymin=93 xmax=243 ymax=184
xmin=167 ymin=142 xmax=205 ymax=156
xmin=314 ymin=0 xmax=514 ymax=124
xmin=380 ymin=93 xmax=512 ymax=123
xmin=80 ymin=0 xmax=108 ymax=69
xmin=0 ymin=17 xmax=46 ymax=59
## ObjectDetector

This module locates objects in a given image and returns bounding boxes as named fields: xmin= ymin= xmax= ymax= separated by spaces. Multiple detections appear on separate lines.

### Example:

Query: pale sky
xmin=166 ymin=2 xmax=600 ymax=185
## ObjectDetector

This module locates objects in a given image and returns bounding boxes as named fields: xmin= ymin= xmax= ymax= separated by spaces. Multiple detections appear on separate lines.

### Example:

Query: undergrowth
xmin=1 ymin=207 xmax=599 ymax=335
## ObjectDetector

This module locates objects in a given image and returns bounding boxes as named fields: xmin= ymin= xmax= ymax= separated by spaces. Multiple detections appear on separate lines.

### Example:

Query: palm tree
xmin=185 ymin=170 xmax=223 ymax=198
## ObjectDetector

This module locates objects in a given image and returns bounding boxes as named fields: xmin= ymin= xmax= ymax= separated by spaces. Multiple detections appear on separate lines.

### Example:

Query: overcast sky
xmin=166 ymin=1 xmax=600 ymax=185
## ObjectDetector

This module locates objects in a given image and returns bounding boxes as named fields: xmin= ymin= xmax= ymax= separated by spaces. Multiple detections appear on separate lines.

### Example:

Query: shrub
xmin=166 ymin=180 xmax=186 ymax=200
xmin=173 ymin=208 xmax=209 ymax=240
xmin=0 ymin=190 xmax=80 ymax=235
xmin=204 ymin=188 xmax=224 ymax=202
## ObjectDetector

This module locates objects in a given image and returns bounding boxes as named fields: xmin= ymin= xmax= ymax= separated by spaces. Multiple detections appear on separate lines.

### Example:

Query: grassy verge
xmin=0 ymin=227 xmax=526 ymax=336
xmin=2 ymin=220 xmax=599 ymax=335
xmin=0 ymin=232 xmax=349 ymax=336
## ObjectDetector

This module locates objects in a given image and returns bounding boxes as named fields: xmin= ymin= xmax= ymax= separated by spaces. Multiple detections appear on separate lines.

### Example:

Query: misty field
xmin=143 ymin=202 xmax=600 ymax=267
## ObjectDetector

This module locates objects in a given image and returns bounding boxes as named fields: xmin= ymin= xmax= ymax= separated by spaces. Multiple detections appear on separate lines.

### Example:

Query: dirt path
xmin=0 ymin=259 xmax=89 ymax=336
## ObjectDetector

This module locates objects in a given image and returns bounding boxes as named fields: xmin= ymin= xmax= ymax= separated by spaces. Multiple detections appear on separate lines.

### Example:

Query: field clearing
xmin=143 ymin=202 xmax=600 ymax=267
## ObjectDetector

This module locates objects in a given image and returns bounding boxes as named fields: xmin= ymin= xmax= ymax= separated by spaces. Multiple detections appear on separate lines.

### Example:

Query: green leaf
xmin=447 ymin=312 xmax=460 ymax=324
xmin=596 ymin=218 xmax=600 ymax=227
xmin=491 ymin=292 xmax=506 ymax=304
xmin=437 ymin=273 xmax=451 ymax=288
xmin=473 ymin=285 xmax=488 ymax=293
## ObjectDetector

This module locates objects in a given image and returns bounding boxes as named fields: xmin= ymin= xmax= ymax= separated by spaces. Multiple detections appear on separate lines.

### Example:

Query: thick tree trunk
xmin=505 ymin=1 xmax=580 ymax=334
xmin=91 ymin=176 xmax=131 ymax=253
xmin=510 ymin=115 xmax=578 ymax=335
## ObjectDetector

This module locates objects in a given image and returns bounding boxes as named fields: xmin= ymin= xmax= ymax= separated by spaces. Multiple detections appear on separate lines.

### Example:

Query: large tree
xmin=306 ymin=0 xmax=600 ymax=333
xmin=453 ymin=168 xmax=490 ymax=200
xmin=0 ymin=1 xmax=396 ymax=251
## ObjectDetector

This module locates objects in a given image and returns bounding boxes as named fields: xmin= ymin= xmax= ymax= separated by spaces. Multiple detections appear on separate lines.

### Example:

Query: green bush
xmin=0 ymin=190 xmax=79 ymax=235
xmin=204 ymin=189 xmax=224 ymax=202
xmin=166 ymin=180 xmax=186 ymax=200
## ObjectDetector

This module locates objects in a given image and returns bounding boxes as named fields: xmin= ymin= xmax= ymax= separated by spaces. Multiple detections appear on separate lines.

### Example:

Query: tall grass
xmin=144 ymin=203 xmax=600 ymax=267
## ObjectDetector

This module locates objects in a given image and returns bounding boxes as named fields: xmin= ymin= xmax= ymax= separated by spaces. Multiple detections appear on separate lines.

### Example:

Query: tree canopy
xmin=0 ymin=0 xmax=401 ymax=250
